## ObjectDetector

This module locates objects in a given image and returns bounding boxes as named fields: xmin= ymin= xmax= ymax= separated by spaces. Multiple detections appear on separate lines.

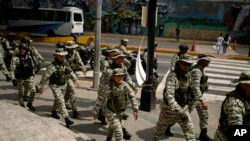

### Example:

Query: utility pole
xmin=93 ymin=0 xmax=102 ymax=88
xmin=139 ymin=0 xmax=157 ymax=112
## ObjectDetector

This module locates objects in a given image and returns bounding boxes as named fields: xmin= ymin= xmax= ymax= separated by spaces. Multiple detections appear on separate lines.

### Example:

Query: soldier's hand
xmin=37 ymin=89 xmax=43 ymax=94
xmin=133 ymin=111 xmax=138 ymax=121
xmin=12 ymin=79 xmax=18 ymax=86
xmin=75 ymin=81 xmax=80 ymax=87
xmin=201 ymin=102 xmax=208 ymax=110
xmin=93 ymin=114 xmax=98 ymax=120
xmin=82 ymin=71 xmax=87 ymax=77
xmin=180 ymin=113 xmax=188 ymax=122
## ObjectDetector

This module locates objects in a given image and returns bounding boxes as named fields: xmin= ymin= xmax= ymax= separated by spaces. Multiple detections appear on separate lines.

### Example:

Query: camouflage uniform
xmin=118 ymin=38 xmax=133 ymax=70
xmin=9 ymin=43 xmax=36 ymax=111
xmin=64 ymin=41 xmax=87 ymax=117
xmin=37 ymin=48 xmax=76 ymax=126
xmin=0 ymin=43 xmax=9 ymax=79
xmin=189 ymin=60 xmax=212 ymax=141
xmin=152 ymin=55 xmax=195 ymax=141
xmin=170 ymin=44 xmax=189 ymax=72
xmin=214 ymin=71 xmax=250 ymax=141
xmin=92 ymin=68 xmax=138 ymax=141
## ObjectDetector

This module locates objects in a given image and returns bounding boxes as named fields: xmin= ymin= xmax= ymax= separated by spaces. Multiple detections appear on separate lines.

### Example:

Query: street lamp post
xmin=139 ymin=0 xmax=157 ymax=112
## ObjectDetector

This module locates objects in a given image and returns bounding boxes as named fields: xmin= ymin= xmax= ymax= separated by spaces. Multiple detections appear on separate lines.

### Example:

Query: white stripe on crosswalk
xmin=206 ymin=72 xmax=238 ymax=79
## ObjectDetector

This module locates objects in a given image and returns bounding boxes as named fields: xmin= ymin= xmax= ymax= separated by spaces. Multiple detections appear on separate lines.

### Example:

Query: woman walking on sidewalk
xmin=222 ymin=33 xmax=231 ymax=54
xmin=216 ymin=33 xmax=224 ymax=54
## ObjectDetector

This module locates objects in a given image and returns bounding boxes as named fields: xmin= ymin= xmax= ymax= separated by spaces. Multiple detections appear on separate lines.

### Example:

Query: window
xmin=31 ymin=10 xmax=42 ymax=20
xmin=74 ymin=13 xmax=82 ymax=22
xmin=18 ymin=9 xmax=31 ymax=20
xmin=43 ymin=10 xmax=55 ymax=21
xmin=55 ymin=11 xmax=67 ymax=22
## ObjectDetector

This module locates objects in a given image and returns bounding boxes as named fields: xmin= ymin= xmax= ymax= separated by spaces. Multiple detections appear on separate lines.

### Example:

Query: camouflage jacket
xmin=119 ymin=44 xmax=132 ymax=57
xmin=190 ymin=64 xmax=207 ymax=102
xmin=38 ymin=60 xmax=77 ymax=89
xmin=9 ymin=54 xmax=35 ymax=80
xmin=218 ymin=90 xmax=250 ymax=135
xmin=100 ymin=63 xmax=136 ymax=90
xmin=170 ymin=54 xmax=180 ymax=72
xmin=92 ymin=81 xmax=138 ymax=115
xmin=162 ymin=71 xmax=192 ymax=114
xmin=65 ymin=50 xmax=86 ymax=72
xmin=100 ymin=57 xmax=113 ymax=72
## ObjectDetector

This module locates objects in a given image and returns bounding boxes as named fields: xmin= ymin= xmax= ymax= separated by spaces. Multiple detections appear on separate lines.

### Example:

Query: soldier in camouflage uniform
xmin=0 ymin=33 xmax=11 ymax=81
xmin=189 ymin=54 xmax=212 ymax=141
xmin=20 ymin=36 xmax=45 ymax=101
xmin=9 ymin=43 xmax=36 ymax=111
xmin=169 ymin=44 xmax=189 ymax=72
xmin=165 ymin=44 xmax=190 ymax=136
xmin=99 ymin=51 xmax=137 ymax=139
xmin=20 ymin=36 xmax=45 ymax=73
xmin=37 ymin=48 xmax=77 ymax=128
xmin=64 ymin=41 xmax=87 ymax=118
xmin=142 ymin=42 xmax=159 ymax=91
xmin=152 ymin=54 xmax=196 ymax=141
xmin=118 ymin=38 xmax=135 ymax=71
xmin=214 ymin=71 xmax=250 ymax=141
xmin=92 ymin=68 xmax=139 ymax=141
xmin=2 ymin=32 xmax=19 ymax=70
xmin=100 ymin=46 xmax=117 ymax=72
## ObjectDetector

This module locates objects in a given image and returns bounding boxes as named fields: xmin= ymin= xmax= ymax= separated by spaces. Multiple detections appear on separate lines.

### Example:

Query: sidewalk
xmin=0 ymin=73 xmax=222 ymax=141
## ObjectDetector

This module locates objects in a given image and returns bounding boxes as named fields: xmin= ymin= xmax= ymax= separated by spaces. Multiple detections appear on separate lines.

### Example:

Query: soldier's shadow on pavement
xmin=72 ymin=122 xmax=108 ymax=136
xmin=0 ymin=93 xmax=17 ymax=102
xmin=136 ymin=127 xmax=186 ymax=141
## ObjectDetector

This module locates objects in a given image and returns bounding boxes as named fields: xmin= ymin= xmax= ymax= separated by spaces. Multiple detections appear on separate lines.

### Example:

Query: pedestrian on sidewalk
xmin=159 ymin=22 xmax=164 ymax=37
xmin=92 ymin=68 xmax=139 ymax=141
xmin=176 ymin=25 xmax=181 ymax=41
xmin=222 ymin=33 xmax=231 ymax=54
xmin=214 ymin=71 xmax=250 ymax=141
xmin=37 ymin=48 xmax=77 ymax=128
xmin=9 ymin=43 xmax=36 ymax=111
xmin=215 ymin=33 xmax=224 ymax=54
xmin=151 ymin=54 xmax=195 ymax=141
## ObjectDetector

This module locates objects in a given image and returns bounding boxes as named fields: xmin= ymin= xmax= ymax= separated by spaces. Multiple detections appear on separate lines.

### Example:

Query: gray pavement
xmin=0 ymin=33 xmax=249 ymax=141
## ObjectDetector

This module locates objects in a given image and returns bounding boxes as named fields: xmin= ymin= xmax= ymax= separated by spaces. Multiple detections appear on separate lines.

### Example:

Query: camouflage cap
xmin=65 ymin=41 xmax=78 ymax=48
xmin=106 ymin=46 xmax=116 ymax=53
xmin=112 ymin=68 xmax=125 ymax=76
xmin=231 ymin=71 xmax=250 ymax=84
xmin=197 ymin=54 xmax=211 ymax=62
xmin=177 ymin=53 xmax=193 ymax=64
xmin=111 ymin=51 xmax=126 ymax=59
xmin=53 ymin=48 xmax=68 ymax=56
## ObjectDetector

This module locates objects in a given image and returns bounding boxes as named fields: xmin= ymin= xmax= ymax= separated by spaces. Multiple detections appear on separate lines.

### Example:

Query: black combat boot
xmin=122 ymin=128 xmax=132 ymax=140
xmin=65 ymin=117 xmax=74 ymax=128
xmin=165 ymin=125 xmax=174 ymax=137
xmin=98 ymin=111 xmax=107 ymax=125
xmin=51 ymin=110 xmax=60 ymax=119
xmin=199 ymin=128 xmax=213 ymax=141
xmin=23 ymin=96 xmax=29 ymax=102
xmin=5 ymin=75 xmax=11 ymax=81
xmin=73 ymin=110 xmax=79 ymax=118
xmin=27 ymin=102 xmax=35 ymax=111
xmin=105 ymin=136 xmax=113 ymax=141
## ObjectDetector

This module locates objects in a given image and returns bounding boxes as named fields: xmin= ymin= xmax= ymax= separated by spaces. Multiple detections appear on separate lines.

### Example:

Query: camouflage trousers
xmin=17 ymin=76 xmax=36 ymax=106
xmin=49 ymin=84 xmax=69 ymax=118
xmin=214 ymin=128 xmax=227 ymax=141
xmin=151 ymin=103 xmax=195 ymax=141
xmin=104 ymin=107 xmax=125 ymax=141
xmin=0 ymin=62 xmax=9 ymax=76
xmin=188 ymin=100 xmax=209 ymax=130
xmin=64 ymin=79 xmax=77 ymax=111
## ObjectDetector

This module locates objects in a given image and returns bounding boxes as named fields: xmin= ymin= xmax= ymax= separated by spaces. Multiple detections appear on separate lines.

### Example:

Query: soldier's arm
xmin=31 ymin=46 xmax=44 ymax=61
xmin=38 ymin=64 xmax=55 ymax=89
xmin=9 ymin=57 xmax=18 ymax=80
xmin=124 ymin=82 xmax=139 ymax=112
xmin=92 ymin=84 xmax=110 ymax=115
xmin=224 ymin=97 xmax=244 ymax=125
xmin=124 ymin=69 xmax=136 ymax=89
xmin=75 ymin=51 xmax=87 ymax=72
xmin=191 ymin=68 xmax=203 ymax=102
xmin=170 ymin=55 xmax=178 ymax=72
xmin=164 ymin=73 xmax=184 ymax=114
xmin=120 ymin=46 xmax=132 ymax=57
